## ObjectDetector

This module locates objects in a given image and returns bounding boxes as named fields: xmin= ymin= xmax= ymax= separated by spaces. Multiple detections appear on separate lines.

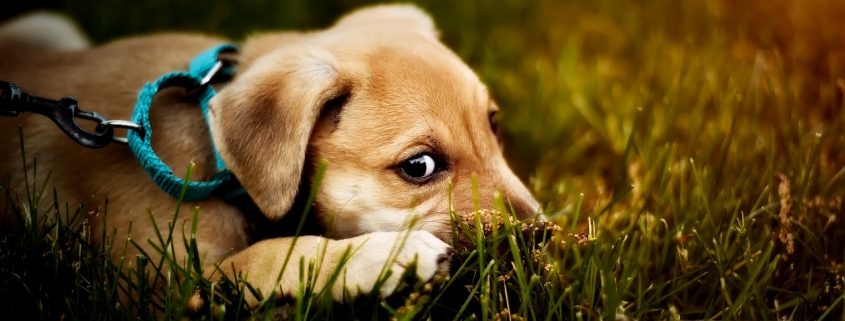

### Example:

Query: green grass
xmin=3 ymin=0 xmax=845 ymax=319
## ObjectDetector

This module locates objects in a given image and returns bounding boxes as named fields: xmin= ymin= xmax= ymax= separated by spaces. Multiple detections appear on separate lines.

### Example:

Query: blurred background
xmin=4 ymin=0 xmax=844 ymax=214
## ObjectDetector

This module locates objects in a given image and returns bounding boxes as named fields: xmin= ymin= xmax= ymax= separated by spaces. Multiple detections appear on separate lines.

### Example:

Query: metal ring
xmin=99 ymin=119 xmax=144 ymax=144
xmin=199 ymin=61 xmax=224 ymax=87
xmin=184 ymin=61 xmax=224 ymax=97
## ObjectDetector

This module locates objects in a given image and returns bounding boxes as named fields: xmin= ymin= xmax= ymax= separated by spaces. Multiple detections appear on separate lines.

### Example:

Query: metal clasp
xmin=1 ymin=80 xmax=143 ymax=148
xmin=97 ymin=119 xmax=145 ymax=144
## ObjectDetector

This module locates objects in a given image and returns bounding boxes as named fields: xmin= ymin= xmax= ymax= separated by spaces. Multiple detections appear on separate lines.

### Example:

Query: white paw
xmin=331 ymin=231 xmax=451 ymax=300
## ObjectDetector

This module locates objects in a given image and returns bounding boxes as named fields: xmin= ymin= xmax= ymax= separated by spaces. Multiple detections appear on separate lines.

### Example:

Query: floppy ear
xmin=209 ymin=46 xmax=347 ymax=220
xmin=333 ymin=4 xmax=439 ymax=39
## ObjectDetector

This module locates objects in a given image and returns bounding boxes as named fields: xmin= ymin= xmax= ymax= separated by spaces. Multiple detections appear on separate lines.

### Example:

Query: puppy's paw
xmin=331 ymin=231 xmax=451 ymax=300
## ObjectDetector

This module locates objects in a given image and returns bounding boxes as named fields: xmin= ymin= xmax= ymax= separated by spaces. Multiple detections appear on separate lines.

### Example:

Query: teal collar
xmin=127 ymin=44 xmax=238 ymax=201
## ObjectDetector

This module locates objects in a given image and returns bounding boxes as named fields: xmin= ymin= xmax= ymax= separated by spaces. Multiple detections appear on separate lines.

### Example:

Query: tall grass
xmin=2 ymin=0 xmax=845 ymax=319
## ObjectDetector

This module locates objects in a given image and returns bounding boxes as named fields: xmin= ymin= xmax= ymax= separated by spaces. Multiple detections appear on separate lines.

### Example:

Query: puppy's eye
xmin=398 ymin=154 xmax=440 ymax=182
xmin=489 ymin=111 xmax=498 ymax=134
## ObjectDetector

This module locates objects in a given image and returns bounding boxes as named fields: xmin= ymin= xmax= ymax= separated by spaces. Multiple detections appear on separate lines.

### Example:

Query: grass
xmin=2 ymin=0 xmax=845 ymax=319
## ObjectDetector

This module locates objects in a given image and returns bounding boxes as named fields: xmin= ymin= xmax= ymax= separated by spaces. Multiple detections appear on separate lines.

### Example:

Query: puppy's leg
xmin=208 ymin=231 xmax=451 ymax=305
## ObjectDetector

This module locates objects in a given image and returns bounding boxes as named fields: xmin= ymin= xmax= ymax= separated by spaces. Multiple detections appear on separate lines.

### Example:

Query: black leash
xmin=0 ymin=80 xmax=142 ymax=148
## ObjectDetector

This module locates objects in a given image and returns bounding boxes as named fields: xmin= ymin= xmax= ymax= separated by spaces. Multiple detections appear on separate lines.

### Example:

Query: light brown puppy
xmin=0 ymin=5 xmax=540 ymax=304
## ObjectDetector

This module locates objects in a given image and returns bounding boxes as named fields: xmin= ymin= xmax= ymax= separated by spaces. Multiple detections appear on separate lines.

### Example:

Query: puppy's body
xmin=0 ymin=33 xmax=253 ymax=264
xmin=0 ymin=6 xmax=539 ymax=304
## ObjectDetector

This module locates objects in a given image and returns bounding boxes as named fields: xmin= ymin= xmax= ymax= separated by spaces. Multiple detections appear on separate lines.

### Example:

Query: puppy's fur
xmin=0 ymin=5 xmax=539 ymax=303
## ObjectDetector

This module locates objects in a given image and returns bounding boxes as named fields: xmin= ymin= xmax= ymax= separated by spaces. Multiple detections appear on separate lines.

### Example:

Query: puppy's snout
xmin=498 ymin=170 xmax=541 ymax=220
xmin=507 ymin=194 xmax=541 ymax=220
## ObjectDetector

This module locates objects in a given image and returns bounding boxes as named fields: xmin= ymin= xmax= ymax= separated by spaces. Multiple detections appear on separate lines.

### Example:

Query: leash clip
xmin=1 ymin=80 xmax=143 ymax=148
xmin=97 ymin=119 xmax=145 ymax=144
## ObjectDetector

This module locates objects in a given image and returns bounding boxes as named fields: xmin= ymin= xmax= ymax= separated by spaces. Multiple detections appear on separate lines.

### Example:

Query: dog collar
xmin=127 ymin=44 xmax=238 ymax=201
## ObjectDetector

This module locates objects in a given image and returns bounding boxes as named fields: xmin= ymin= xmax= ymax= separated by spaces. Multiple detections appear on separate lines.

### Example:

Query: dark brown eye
xmin=489 ymin=111 xmax=499 ymax=134
xmin=398 ymin=153 xmax=443 ymax=183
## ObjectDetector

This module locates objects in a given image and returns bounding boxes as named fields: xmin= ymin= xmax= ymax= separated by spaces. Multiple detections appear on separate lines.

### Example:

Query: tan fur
xmin=0 ymin=5 xmax=539 ymax=305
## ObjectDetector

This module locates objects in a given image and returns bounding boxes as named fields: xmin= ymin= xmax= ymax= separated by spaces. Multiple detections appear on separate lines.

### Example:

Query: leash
xmin=0 ymin=81 xmax=143 ymax=148
xmin=128 ymin=44 xmax=238 ymax=201
xmin=0 ymin=44 xmax=239 ymax=201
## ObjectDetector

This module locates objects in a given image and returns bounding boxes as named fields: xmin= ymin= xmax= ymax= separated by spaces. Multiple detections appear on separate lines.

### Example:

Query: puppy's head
xmin=209 ymin=5 xmax=540 ymax=242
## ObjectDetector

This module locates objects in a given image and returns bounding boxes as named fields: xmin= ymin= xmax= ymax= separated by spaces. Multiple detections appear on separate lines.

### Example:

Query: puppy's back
xmin=0 ymin=11 xmax=90 ymax=52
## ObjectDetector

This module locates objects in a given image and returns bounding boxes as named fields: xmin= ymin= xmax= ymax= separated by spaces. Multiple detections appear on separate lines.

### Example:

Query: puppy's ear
xmin=333 ymin=4 xmax=439 ymax=39
xmin=209 ymin=47 xmax=347 ymax=220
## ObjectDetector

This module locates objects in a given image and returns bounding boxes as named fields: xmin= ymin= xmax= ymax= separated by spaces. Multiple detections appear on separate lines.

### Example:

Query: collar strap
xmin=127 ymin=44 xmax=238 ymax=201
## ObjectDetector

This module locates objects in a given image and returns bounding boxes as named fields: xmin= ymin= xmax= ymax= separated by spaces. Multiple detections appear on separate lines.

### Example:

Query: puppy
xmin=0 ymin=5 xmax=540 ymax=304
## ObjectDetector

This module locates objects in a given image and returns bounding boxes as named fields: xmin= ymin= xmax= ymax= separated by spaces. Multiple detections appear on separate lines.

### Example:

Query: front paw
xmin=331 ymin=231 xmax=452 ymax=300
